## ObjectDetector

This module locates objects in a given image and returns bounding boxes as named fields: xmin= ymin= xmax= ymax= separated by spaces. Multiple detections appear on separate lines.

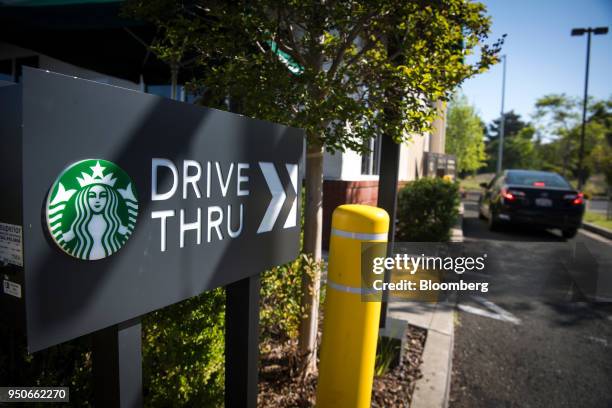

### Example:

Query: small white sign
xmin=3 ymin=279 xmax=21 ymax=298
xmin=0 ymin=222 xmax=23 ymax=267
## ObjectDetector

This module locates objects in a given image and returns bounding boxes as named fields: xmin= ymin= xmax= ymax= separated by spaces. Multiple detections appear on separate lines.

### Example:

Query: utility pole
xmin=571 ymin=26 xmax=608 ymax=189
xmin=496 ymin=54 xmax=507 ymax=175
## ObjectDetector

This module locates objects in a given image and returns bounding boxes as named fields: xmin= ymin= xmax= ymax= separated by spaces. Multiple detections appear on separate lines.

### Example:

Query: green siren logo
xmin=46 ymin=159 xmax=138 ymax=260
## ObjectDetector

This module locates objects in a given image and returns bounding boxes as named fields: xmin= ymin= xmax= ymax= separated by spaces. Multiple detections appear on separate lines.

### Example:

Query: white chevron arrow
xmin=257 ymin=162 xmax=287 ymax=233
xmin=257 ymin=162 xmax=299 ymax=233
xmin=283 ymin=164 xmax=298 ymax=229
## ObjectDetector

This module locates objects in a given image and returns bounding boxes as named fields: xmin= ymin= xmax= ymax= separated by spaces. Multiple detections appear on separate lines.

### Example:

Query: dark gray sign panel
xmin=1 ymin=68 xmax=303 ymax=352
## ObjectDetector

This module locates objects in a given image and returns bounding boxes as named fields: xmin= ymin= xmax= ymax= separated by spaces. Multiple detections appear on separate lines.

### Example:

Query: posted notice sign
xmin=0 ymin=222 xmax=23 ymax=267
xmin=0 ymin=68 xmax=303 ymax=352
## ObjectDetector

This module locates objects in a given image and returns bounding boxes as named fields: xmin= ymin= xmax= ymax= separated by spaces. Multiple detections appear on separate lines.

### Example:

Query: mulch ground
xmin=258 ymin=324 xmax=427 ymax=407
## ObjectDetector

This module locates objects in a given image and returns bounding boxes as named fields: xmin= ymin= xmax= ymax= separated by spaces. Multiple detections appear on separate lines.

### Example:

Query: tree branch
xmin=327 ymin=9 xmax=386 ymax=79
xmin=388 ymin=24 xmax=411 ymax=62
xmin=344 ymin=35 xmax=380 ymax=68
xmin=274 ymin=7 xmax=308 ymax=68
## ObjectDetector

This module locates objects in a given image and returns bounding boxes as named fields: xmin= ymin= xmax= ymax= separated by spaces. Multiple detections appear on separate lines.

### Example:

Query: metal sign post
xmin=224 ymin=98 xmax=261 ymax=408
xmin=92 ymin=318 xmax=142 ymax=407
xmin=225 ymin=276 xmax=261 ymax=408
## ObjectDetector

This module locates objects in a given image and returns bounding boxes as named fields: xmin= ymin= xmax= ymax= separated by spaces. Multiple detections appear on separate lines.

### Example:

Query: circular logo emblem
xmin=46 ymin=159 xmax=139 ymax=260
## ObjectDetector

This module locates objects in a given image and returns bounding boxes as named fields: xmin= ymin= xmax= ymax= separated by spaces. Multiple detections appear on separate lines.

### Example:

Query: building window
xmin=361 ymin=136 xmax=381 ymax=175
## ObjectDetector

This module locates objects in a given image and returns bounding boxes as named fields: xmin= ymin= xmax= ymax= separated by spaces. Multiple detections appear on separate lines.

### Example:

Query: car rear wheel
xmin=562 ymin=228 xmax=578 ymax=239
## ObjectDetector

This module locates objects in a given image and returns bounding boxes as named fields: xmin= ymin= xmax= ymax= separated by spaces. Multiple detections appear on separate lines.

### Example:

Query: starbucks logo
xmin=46 ymin=159 xmax=138 ymax=260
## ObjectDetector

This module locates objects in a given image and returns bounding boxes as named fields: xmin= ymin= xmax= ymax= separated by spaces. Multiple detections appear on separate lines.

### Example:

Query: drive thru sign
xmin=0 ymin=68 xmax=303 ymax=406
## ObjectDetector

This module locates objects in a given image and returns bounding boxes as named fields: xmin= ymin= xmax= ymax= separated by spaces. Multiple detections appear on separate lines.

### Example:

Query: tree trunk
xmin=170 ymin=63 xmax=179 ymax=101
xmin=298 ymin=141 xmax=324 ymax=376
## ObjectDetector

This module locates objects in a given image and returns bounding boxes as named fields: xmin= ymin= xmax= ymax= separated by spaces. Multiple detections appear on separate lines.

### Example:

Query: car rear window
xmin=506 ymin=172 xmax=571 ymax=188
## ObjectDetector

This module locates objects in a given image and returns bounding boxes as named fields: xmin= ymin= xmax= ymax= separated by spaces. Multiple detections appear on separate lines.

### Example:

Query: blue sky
xmin=459 ymin=0 xmax=612 ymax=125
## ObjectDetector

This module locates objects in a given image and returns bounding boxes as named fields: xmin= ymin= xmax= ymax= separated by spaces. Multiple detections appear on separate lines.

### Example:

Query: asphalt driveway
xmin=450 ymin=194 xmax=612 ymax=408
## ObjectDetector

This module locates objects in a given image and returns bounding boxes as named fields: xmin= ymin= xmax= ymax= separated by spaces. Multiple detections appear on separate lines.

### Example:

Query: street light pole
xmin=496 ymin=54 xmax=507 ymax=175
xmin=571 ymin=26 xmax=609 ymax=189
xmin=578 ymin=30 xmax=591 ymax=190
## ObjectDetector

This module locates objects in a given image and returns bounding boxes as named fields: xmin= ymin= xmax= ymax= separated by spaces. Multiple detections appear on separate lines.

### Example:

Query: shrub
xmin=260 ymin=257 xmax=304 ymax=341
xmin=260 ymin=253 xmax=322 ymax=342
xmin=374 ymin=336 xmax=401 ymax=377
xmin=396 ymin=178 xmax=460 ymax=242
xmin=142 ymin=288 xmax=225 ymax=407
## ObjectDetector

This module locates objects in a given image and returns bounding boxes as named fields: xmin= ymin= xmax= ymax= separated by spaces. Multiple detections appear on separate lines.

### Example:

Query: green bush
xmin=260 ymin=258 xmax=303 ymax=341
xmin=142 ymin=289 xmax=225 ymax=407
xmin=396 ymin=178 xmax=460 ymax=242
xmin=260 ymin=253 xmax=322 ymax=341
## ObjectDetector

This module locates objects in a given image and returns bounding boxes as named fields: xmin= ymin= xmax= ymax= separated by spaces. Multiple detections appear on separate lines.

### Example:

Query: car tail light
xmin=533 ymin=181 xmax=546 ymax=187
xmin=501 ymin=187 xmax=525 ymax=202
xmin=563 ymin=192 xmax=584 ymax=205
xmin=574 ymin=192 xmax=584 ymax=205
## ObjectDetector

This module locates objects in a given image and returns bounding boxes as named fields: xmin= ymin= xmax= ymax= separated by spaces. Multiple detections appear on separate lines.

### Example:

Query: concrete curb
xmin=412 ymin=206 xmax=462 ymax=408
xmin=450 ymin=202 xmax=464 ymax=243
xmin=383 ymin=299 xmax=455 ymax=408
xmin=409 ymin=297 xmax=455 ymax=408
xmin=384 ymin=205 xmax=463 ymax=408
xmin=582 ymin=222 xmax=612 ymax=240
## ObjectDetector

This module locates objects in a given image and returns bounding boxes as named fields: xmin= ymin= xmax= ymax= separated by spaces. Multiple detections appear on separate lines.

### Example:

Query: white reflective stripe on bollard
xmin=330 ymin=228 xmax=388 ymax=241
xmin=326 ymin=278 xmax=380 ymax=295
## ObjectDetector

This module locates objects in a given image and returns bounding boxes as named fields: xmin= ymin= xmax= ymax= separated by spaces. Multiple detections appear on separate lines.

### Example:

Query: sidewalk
xmin=384 ymin=297 xmax=455 ymax=408
xmin=380 ymin=203 xmax=463 ymax=408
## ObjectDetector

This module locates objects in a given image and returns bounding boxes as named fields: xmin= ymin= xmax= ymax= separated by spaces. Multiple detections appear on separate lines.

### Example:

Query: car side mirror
xmin=479 ymin=182 xmax=488 ymax=189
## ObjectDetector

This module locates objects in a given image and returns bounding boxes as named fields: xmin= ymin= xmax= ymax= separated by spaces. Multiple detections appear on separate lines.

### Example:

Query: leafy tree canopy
xmin=483 ymin=110 xmax=529 ymax=172
xmin=445 ymin=93 xmax=487 ymax=174
xmin=124 ymin=0 xmax=503 ymax=153
xmin=533 ymin=94 xmax=612 ymax=180
xmin=486 ymin=110 xmax=527 ymax=141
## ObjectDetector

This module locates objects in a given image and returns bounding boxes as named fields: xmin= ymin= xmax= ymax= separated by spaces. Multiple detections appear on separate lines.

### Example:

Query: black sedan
xmin=478 ymin=170 xmax=585 ymax=238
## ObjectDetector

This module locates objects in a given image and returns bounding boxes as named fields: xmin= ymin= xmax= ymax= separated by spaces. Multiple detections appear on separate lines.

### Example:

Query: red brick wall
xmin=322 ymin=179 xmax=410 ymax=249
xmin=323 ymin=179 xmax=378 ymax=248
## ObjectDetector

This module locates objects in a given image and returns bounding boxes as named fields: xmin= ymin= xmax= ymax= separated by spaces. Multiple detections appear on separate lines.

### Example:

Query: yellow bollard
xmin=316 ymin=204 xmax=389 ymax=408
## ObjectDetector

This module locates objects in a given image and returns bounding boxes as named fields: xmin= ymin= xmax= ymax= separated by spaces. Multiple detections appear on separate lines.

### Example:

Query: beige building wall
xmin=398 ymin=100 xmax=447 ymax=181
xmin=399 ymin=133 xmax=429 ymax=181
xmin=324 ymin=99 xmax=447 ymax=183
xmin=429 ymin=100 xmax=446 ymax=154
